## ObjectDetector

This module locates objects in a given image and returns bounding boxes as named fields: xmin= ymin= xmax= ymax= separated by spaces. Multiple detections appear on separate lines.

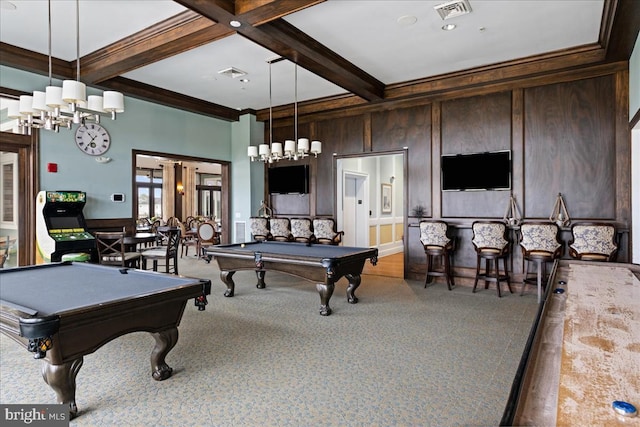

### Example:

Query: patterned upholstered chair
xmin=249 ymin=217 xmax=271 ymax=241
xmin=568 ymin=223 xmax=618 ymax=261
xmin=471 ymin=221 xmax=512 ymax=297
xmin=419 ymin=220 xmax=455 ymax=290
xmin=290 ymin=218 xmax=315 ymax=243
xmin=269 ymin=218 xmax=293 ymax=242
xmin=519 ymin=222 xmax=562 ymax=301
xmin=312 ymin=218 xmax=344 ymax=245
xmin=95 ymin=232 xmax=142 ymax=268
xmin=196 ymin=221 xmax=219 ymax=260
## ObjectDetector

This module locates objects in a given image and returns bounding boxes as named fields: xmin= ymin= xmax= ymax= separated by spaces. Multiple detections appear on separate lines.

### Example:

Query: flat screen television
xmin=268 ymin=165 xmax=309 ymax=194
xmin=441 ymin=150 xmax=511 ymax=191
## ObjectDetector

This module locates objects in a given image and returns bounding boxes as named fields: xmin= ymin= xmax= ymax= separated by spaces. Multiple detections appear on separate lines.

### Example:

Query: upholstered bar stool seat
xmin=419 ymin=220 xmax=455 ymax=290
xmin=471 ymin=221 xmax=512 ymax=297
xmin=519 ymin=222 xmax=562 ymax=302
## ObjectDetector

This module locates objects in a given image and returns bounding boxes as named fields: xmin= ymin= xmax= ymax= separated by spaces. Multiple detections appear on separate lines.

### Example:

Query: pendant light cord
xmin=75 ymin=0 xmax=80 ymax=81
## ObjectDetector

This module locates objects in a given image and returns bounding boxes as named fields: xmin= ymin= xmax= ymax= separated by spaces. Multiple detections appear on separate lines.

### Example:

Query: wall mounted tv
xmin=268 ymin=165 xmax=310 ymax=194
xmin=441 ymin=150 xmax=511 ymax=191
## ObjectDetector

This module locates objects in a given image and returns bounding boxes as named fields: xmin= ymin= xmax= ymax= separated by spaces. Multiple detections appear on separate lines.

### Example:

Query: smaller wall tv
xmin=441 ymin=150 xmax=511 ymax=191
xmin=268 ymin=165 xmax=309 ymax=194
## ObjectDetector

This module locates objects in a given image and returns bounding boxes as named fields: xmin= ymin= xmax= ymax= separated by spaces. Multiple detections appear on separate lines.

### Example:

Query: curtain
xmin=162 ymin=163 xmax=175 ymax=222
xmin=183 ymin=165 xmax=197 ymax=219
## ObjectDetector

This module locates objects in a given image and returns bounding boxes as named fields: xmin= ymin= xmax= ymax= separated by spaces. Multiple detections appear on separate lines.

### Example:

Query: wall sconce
xmin=176 ymin=183 xmax=185 ymax=196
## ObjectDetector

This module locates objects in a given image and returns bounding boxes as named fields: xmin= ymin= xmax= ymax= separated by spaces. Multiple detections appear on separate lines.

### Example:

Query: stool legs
xmin=473 ymin=255 xmax=512 ymax=297
xmin=522 ymin=257 xmax=550 ymax=303
xmin=424 ymin=251 xmax=454 ymax=291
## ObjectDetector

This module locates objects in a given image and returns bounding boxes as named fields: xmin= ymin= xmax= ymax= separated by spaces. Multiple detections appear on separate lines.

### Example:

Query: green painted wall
xmin=1 ymin=66 xmax=261 ymax=238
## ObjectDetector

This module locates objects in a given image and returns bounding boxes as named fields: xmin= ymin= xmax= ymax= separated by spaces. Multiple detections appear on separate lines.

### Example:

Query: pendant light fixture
xmin=7 ymin=0 xmax=125 ymax=135
xmin=248 ymin=60 xmax=321 ymax=162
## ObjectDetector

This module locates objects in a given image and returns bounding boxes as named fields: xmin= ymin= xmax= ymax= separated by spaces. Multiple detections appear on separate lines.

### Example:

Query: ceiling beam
xmin=81 ymin=11 xmax=234 ymax=84
xmin=175 ymin=0 xmax=385 ymax=102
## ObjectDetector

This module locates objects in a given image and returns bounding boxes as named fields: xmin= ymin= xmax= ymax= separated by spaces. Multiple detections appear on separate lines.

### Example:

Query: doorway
xmin=336 ymin=152 xmax=405 ymax=278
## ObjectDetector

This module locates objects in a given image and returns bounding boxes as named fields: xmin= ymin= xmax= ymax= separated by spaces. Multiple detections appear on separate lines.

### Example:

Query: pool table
xmin=205 ymin=241 xmax=378 ymax=316
xmin=0 ymin=262 xmax=211 ymax=418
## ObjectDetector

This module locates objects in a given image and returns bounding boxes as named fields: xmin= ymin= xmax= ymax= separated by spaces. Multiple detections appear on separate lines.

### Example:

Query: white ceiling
xmin=0 ymin=0 xmax=605 ymax=111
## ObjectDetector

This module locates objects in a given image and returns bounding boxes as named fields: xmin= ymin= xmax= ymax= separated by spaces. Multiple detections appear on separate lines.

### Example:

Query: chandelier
xmin=248 ymin=59 xmax=321 ymax=163
xmin=7 ymin=0 xmax=124 ymax=135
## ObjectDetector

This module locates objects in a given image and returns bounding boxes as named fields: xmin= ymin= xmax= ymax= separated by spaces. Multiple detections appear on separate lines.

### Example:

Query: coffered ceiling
xmin=1 ymin=0 xmax=638 ymax=122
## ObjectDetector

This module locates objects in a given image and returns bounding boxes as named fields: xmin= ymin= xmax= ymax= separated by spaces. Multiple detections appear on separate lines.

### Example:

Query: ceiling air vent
xmin=434 ymin=0 xmax=472 ymax=20
xmin=218 ymin=67 xmax=248 ymax=79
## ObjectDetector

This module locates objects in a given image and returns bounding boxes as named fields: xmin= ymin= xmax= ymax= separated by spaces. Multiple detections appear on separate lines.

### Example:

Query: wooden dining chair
xmin=141 ymin=228 xmax=180 ymax=274
xmin=94 ymin=232 xmax=142 ymax=268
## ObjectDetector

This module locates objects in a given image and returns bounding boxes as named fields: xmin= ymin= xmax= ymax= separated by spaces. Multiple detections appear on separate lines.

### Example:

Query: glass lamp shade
xmin=19 ymin=95 xmax=35 ymax=115
xmin=87 ymin=95 xmax=106 ymax=113
xmin=310 ymin=140 xmax=322 ymax=155
xmin=103 ymin=91 xmax=124 ymax=112
xmin=297 ymin=138 xmax=309 ymax=153
xmin=62 ymin=80 xmax=87 ymax=103
xmin=247 ymin=146 xmax=258 ymax=158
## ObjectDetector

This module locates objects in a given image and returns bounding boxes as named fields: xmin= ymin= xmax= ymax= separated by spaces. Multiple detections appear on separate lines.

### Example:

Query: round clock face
xmin=75 ymin=124 xmax=111 ymax=156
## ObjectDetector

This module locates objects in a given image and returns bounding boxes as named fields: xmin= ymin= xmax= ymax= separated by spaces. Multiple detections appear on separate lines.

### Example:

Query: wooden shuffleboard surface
xmin=510 ymin=261 xmax=640 ymax=426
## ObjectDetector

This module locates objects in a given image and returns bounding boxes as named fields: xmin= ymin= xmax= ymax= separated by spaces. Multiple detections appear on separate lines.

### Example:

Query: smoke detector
xmin=218 ymin=67 xmax=248 ymax=79
xmin=434 ymin=0 xmax=472 ymax=20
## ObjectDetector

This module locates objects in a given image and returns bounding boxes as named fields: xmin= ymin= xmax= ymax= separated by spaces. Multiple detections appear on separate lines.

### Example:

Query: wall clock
xmin=75 ymin=123 xmax=111 ymax=156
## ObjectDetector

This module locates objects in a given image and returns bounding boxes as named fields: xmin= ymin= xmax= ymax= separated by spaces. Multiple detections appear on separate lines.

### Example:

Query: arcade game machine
xmin=35 ymin=191 xmax=96 ymax=263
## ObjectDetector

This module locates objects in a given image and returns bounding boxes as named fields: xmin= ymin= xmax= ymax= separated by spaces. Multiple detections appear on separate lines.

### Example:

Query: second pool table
xmin=205 ymin=241 xmax=378 ymax=316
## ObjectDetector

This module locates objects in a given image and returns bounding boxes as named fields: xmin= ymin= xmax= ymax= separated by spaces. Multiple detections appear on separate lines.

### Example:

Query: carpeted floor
xmin=0 ymin=255 xmax=538 ymax=427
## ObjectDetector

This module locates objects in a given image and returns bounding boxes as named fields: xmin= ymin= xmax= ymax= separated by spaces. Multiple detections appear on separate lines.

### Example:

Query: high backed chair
xmin=519 ymin=222 xmax=562 ymax=302
xmin=471 ymin=221 xmax=512 ymax=297
xmin=249 ymin=217 xmax=271 ymax=241
xmin=269 ymin=218 xmax=293 ymax=242
xmin=312 ymin=218 xmax=344 ymax=245
xmin=568 ymin=222 xmax=618 ymax=261
xmin=95 ymin=232 xmax=142 ymax=268
xmin=177 ymin=219 xmax=198 ymax=257
xmin=290 ymin=218 xmax=315 ymax=243
xmin=141 ymin=228 xmax=180 ymax=274
xmin=419 ymin=220 xmax=455 ymax=290
xmin=196 ymin=221 xmax=219 ymax=260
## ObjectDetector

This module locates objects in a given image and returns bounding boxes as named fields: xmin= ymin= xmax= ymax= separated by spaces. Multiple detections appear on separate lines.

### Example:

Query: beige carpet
xmin=0 ymin=255 xmax=538 ymax=426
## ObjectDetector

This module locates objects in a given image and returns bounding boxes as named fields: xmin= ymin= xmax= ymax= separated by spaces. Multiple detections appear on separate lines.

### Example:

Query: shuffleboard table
xmin=0 ymin=262 xmax=211 ymax=418
xmin=205 ymin=241 xmax=378 ymax=316
xmin=502 ymin=259 xmax=639 ymax=426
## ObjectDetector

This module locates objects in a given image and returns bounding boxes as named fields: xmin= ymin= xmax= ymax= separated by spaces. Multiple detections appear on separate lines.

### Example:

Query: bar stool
xmin=419 ymin=220 xmax=455 ymax=290
xmin=471 ymin=221 xmax=512 ymax=297
xmin=519 ymin=222 xmax=562 ymax=303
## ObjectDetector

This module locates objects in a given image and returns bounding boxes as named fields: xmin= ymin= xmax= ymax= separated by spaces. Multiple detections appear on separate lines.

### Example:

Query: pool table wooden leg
xmin=221 ymin=271 xmax=235 ymax=297
xmin=150 ymin=327 xmax=178 ymax=381
xmin=41 ymin=357 xmax=83 ymax=419
xmin=345 ymin=273 xmax=361 ymax=304
xmin=316 ymin=282 xmax=335 ymax=316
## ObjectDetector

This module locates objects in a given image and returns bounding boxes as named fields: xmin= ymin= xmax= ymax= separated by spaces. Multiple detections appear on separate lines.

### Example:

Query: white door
xmin=343 ymin=173 xmax=368 ymax=247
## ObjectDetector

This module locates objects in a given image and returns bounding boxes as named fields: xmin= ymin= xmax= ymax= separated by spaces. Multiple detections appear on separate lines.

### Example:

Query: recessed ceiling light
xmin=396 ymin=15 xmax=417 ymax=27
xmin=239 ymin=78 xmax=249 ymax=83
xmin=230 ymin=20 xmax=241 ymax=28
xmin=442 ymin=23 xmax=457 ymax=31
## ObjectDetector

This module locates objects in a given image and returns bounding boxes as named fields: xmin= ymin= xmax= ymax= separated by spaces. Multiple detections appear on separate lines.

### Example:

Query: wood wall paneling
xmin=523 ymin=76 xmax=616 ymax=219
xmin=314 ymin=115 xmax=365 ymax=215
xmin=440 ymin=91 xmax=513 ymax=218
xmin=372 ymin=105 xmax=432 ymax=218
